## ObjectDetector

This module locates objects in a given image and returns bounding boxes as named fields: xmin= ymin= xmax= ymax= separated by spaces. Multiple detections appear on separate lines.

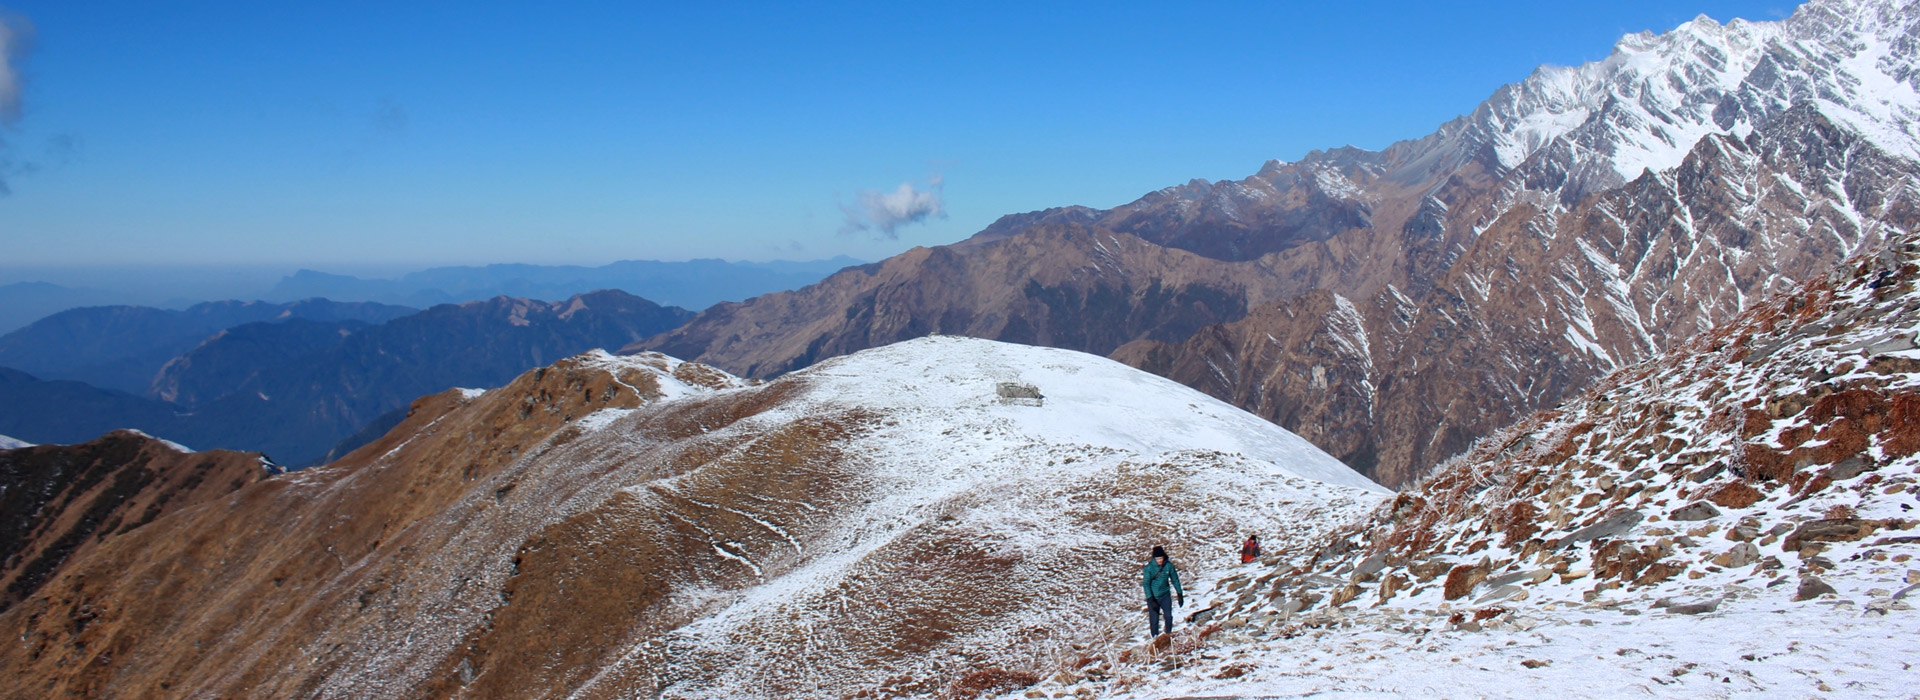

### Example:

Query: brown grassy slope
xmin=0 ymin=432 xmax=271 ymax=613
xmin=0 ymin=353 xmax=689 ymax=698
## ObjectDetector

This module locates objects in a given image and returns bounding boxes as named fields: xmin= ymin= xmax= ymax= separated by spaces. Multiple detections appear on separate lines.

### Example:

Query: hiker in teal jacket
xmin=1142 ymin=545 xmax=1184 ymax=637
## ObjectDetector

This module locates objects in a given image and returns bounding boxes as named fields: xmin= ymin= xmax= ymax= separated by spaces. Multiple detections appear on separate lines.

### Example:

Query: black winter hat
xmin=1150 ymin=545 xmax=1167 ymax=559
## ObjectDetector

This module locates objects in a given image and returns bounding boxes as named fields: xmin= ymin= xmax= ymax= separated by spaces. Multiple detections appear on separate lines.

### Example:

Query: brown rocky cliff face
xmin=0 ymin=432 xmax=271 ymax=613
xmin=1122 ymin=108 xmax=1919 ymax=486
xmin=637 ymin=224 xmax=1284 ymax=378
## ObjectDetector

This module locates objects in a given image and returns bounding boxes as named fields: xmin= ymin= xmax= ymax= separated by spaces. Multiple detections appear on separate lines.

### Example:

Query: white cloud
xmin=841 ymin=175 xmax=946 ymax=237
xmin=0 ymin=13 xmax=29 ymax=125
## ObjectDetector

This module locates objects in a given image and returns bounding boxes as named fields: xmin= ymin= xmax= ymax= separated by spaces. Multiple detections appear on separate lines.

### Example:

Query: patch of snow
xmin=122 ymin=428 xmax=194 ymax=453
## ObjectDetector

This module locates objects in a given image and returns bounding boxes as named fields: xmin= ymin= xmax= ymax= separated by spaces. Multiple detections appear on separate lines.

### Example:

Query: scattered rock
xmin=1784 ymin=518 xmax=1882 ymax=551
xmin=1408 ymin=560 xmax=1451 ymax=582
xmin=1713 ymin=542 xmax=1760 ymax=568
xmin=1522 ymin=659 xmax=1550 ymax=669
xmin=1444 ymin=562 xmax=1490 ymax=600
xmin=1556 ymin=510 xmax=1645 ymax=548
xmin=1661 ymin=597 xmax=1724 ymax=615
xmin=1794 ymin=576 xmax=1837 ymax=602
xmin=1825 ymin=456 xmax=1876 ymax=481
xmin=1705 ymin=482 xmax=1764 ymax=509
xmin=1377 ymin=574 xmax=1408 ymax=604
xmin=1355 ymin=551 xmax=1388 ymax=578
xmin=1486 ymin=569 xmax=1529 ymax=587
xmin=1330 ymin=584 xmax=1361 ymax=607
xmin=1475 ymin=585 xmax=1528 ymax=604
xmin=1187 ymin=607 xmax=1215 ymax=626
xmin=1670 ymin=501 xmax=1722 ymax=521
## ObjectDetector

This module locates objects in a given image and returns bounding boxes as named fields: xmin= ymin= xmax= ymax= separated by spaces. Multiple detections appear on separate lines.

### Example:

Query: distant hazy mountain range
xmin=262 ymin=257 xmax=864 ymax=311
xmin=0 ymin=257 xmax=861 ymax=335
xmin=0 ymin=299 xmax=418 ymax=396
xmin=0 ymin=282 xmax=129 ymax=337
xmin=0 ymin=291 xmax=692 ymax=465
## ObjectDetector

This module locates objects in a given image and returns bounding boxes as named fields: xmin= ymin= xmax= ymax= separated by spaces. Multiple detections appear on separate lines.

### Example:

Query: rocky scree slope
xmin=0 ymin=432 xmax=277 ymax=614
xmin=640 ymin=0 xmax=1920 ymax=487
xmin=1021 ymin=229 xmax=1920 ymax=698
xmin=0 ymin=337 xmax=1384 ymax=699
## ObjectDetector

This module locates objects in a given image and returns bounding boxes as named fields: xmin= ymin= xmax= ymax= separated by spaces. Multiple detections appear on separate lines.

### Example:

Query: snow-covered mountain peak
xmin=1465 ymin=0 xmax=1917 ymax=189
xmin=1474 ymin=10 xmax=1777 ymax=178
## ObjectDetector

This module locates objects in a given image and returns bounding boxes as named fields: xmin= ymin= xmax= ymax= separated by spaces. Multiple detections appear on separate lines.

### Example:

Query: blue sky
xmin=0 ymin=0 xmax=1791 ymax=270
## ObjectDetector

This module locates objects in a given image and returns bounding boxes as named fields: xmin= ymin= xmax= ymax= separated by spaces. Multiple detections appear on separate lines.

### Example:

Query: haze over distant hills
xmin=0 ymin=282 xmax=130 ymax=337
xmin=0 ymin=257 xmax=861 ymax=334
xmin=262 ymin=257 xmax=864 ymax=311
xmin=0 ymin=291 xmax=693 ymax=466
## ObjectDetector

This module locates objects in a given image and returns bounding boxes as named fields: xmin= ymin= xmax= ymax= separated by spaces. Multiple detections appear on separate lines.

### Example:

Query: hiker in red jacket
xmin=1240 ymin=534 xmax=1260 ymax=563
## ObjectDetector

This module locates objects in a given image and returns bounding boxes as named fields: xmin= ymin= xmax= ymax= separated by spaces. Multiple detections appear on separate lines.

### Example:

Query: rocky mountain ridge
xmin=0 ymin=432 xmax=275 ymax=613
xmin=1126 ymin=102 xmax=1920 ymax=484
xmin=1021 ymin=218 xmax=1920 ymax=699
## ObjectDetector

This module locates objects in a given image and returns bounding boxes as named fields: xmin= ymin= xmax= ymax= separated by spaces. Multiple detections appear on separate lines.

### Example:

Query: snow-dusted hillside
xmin=623 ymin=337 xmax=1384 ymax=697
xmin=0 ymin=434 xmax=31 ymax=450
xmin=1023 ymin=230 xmax=1920 ymax=698
xmin=0 ymin=337 xmax=1385 ymax=699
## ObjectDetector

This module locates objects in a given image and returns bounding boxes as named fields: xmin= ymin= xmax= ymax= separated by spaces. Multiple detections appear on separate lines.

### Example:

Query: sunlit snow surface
xmin=0 ymin=434 xmax=32 ymax=449
xmin=798 ymin=336 xmax=1384 ymax=494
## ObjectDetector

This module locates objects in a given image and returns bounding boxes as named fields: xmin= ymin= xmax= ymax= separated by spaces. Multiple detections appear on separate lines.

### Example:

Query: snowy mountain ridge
xmin=1443 ymin=0 xmax=1920 ymax=195
xmin=0 ymin=336 xmax=1385 ymax=699
xmin=1025 ymin=218 xmax=1920 ymax=699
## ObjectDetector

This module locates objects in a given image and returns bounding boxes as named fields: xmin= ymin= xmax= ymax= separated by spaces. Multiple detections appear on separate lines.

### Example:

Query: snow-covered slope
xmin=0 ymin=337 xmax=1384 ymax=699
xmin=796 ymin=336 xmax=1380 ymax=493
xmin=629 ymin=338 xmax=1383 ymax=697
xmin=0 ymin=434 xmax=30 ymax=450
xmin=1025 ymin=228 xmax=1920 ymax=698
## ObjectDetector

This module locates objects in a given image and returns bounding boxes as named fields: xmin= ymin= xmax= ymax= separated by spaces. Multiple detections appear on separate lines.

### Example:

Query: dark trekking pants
xmin=1148 ymin=593 xmax=1174 ymax=637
